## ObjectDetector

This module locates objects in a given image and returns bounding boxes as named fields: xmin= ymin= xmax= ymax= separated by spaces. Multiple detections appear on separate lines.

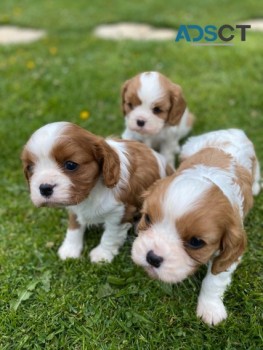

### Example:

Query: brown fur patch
xmin=175 ymin=185 xmax=241 ymax=268
xmin=121 ymin=72 xmax=187 ymax=126
xmin=21 ymin=149 xmax=37 ymax=183
xmin=140 ymin=144 xmax=250 ymax=274
xmin=178 ymin=148 xmax=232 ymax=173
xmin=138 ymin=175 xmax=175 ymax=230
xmin=119 ymin=141 xmax=173 ymax=223
xmin=178 ymin=147 xmax=254 ymax=218
xmin=68 ymin=211 xmax=80 ymax=229
xmin=212 ymin=221 xmax=246 ymax=274
xmin=166 ymin=163 xmax=175 ymax=176
xmin=234 ymin=164 xmax=253 ymax=216
xmin=158 ymin=74 xmax=186 ymax=126
xmin=176 ymin=147 xmax=249 ymax=273
xmin=50 ymin=124 xmax=120 ymax=204
xmin=121 ymin=76 xmax=142 ymax=115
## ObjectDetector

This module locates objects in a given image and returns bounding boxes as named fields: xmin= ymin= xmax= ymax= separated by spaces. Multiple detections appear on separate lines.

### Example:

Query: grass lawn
xmin=0 ymin=0 xmax=262 ymax=349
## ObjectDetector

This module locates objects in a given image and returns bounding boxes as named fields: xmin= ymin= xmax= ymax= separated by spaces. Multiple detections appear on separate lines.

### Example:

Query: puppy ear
xmin=121 ymin=79 xmax=130 ymax=115
xmin=212 ymin=223 xmax=247 ymax=274
xmin=21 ymin=148 xmax=33 ymax=185
xmin=167 ymin=83 xmax=186 ymax=126
xmin=94 ymin=139 xmax=120 ymax=188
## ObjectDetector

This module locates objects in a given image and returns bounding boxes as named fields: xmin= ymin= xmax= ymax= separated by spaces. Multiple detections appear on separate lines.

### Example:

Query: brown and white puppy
xmin=121 ymin=71 xmax=194 ymax=165
xmin=21 ymin=122 xmax=173 ymax=263
xmin=132 ymin=129 xmax=261 ymax=325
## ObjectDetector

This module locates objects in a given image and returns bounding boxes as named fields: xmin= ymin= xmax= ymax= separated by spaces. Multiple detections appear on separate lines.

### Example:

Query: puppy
xmin=21 ymin=122 xmax=174 ymax=263
xmin=121 ymin=71 xmax=194 ymax=165
xmin=132 ymin=129 xmax=261 ymax=325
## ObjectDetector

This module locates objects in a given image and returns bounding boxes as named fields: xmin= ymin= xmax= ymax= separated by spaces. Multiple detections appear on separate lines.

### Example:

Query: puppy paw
xmin=89 ymin=245 xmax=115 ymax=263
xmin=197 ymin=297 xmax=227 ymax=326
xmin=58 ymin=242 xmax=82 ymax=260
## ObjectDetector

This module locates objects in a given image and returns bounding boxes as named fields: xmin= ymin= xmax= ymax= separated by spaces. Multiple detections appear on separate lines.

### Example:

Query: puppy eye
xmin=127 ymin=102 xmax=133 ymax=110
xmin=64 ymin=161 xmax=79 ymax=171
xmin=187 ymin=237 xmax=206 ymax=249
xmin=153 ymin=107 xmax=162 ymax=114
xmin=26 ymin=164 xmax=34 ymax=174
xmin=144 ymin=213 xmax=152 ymax=226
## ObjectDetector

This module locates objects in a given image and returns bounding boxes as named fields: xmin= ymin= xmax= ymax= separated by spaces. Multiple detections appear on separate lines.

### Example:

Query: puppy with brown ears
xmin=21 ymin=122 xmax=173 ymax=263
xmin=132 ymin=129 xmax=261 ymax=325
xmin=121 ymin=71 xmax=195 ymax=165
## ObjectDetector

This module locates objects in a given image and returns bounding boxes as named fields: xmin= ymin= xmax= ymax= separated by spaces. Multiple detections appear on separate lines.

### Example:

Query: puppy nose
xmin=39 ymin=183 xmax=55 ymax=197
xmin=137 ymin=119 xmax=145 ymax=127
xmin=146 ymin=250 xmax=163 ymax=268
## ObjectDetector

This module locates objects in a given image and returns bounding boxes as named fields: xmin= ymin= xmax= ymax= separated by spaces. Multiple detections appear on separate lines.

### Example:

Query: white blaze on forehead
xmin=164 ymin=176 xmax=212 ymax=218
xmin=138 ymin=72 xmax=165 ymax=105
xmin=26 ymin=122 xmax=70 ymax=157
xmin=25 ymin=122 xmax=73 ymax=206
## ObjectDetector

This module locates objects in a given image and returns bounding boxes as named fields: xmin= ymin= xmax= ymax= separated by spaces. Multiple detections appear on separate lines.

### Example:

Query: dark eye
xmin=144 ymin=213 xmax=152 ymax=226
xmin=127 ymin=102 xmax=133 ymax=110
xmin=153 ymin=107 xmax=162 ymax=114
xmin=26 ymin=164 xmax=34 ymax=174
xmin=187 ymin=237 xmax=206 ymax=250
xmin=64 ymin=161 xmax=79 ymax=171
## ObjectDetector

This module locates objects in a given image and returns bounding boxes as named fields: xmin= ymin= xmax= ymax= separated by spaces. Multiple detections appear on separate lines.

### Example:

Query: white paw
xmin=58 ymin=242 xmax=83 ymax=260
xmin=89 ymin=245 xmax=115 ymax=263
xmin=197 ymin=297 xmax=227 ymax=326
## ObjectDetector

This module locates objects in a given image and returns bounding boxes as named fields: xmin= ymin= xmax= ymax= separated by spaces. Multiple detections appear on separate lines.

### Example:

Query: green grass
xmin=0 ymin=1 xmax=263 ymax=349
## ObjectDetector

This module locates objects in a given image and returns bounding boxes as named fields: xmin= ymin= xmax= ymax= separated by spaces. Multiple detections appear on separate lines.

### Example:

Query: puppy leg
xmin=89 ymin=220 xmax=131 ymax=263
xmin=197 ymin=260 xmax=239 ymax=325
xmin=58 ymin=211 xmax=86 ymax=260
xmin=160 ymin=141 xmax=177 ymax=166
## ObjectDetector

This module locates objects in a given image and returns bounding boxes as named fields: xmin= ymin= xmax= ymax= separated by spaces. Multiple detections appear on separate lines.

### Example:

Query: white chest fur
xmin=68 ymin=179 xmax=125 ymax=227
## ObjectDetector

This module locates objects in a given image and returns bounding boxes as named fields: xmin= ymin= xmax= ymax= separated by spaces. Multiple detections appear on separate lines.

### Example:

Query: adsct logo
xmin=175 ymin=24 xmax=251 ymax=45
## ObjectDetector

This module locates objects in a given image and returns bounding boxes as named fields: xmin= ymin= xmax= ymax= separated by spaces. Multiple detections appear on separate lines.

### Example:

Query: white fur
xmin=125 ymin=72 xmax=166 ymax=136
xmin=197 ymin=261 xmax=239 ymax=325
xmin=179 ymin=165 xmax=244 ymax=219
xmin=123 ymin=110 xmax=191 ymax=166
xmin=181 ymin=129 xmax=256 ymax=173
xmin=106 ymin=139 xmax=130 ymax=197
xmin=26 ymin=122 xmax=68 ymax=156
xmin=132 ymin=129 xmax=261 ymax=325
xmin=25 ymin=122 xmax=170 ymax=263
xmin=181 ymin=128 xmax=261 ymax=198
xmin=151 ymin=150 xmax=171 ymax=177
xmin=58 ymin=227 xmax=86 ymax=260
xmin=26 ymin=122 xmax=73 ymax=207
xmin=139 ymin=72 xmax=165 ymax=105
xmin=132 ymin=178 xmax=212 ymax=283
xmin=132 ymin=221 xmax=196 ymax=283
xmin=252 ymin=159 xmax=261 ymax=195
xmin=62 ymin=142 xmax=132 ymax=262
xmin=164 ymin=175 xmax=212 ymax=218
xmin=122 ymin=71 xmax=192 ymax=165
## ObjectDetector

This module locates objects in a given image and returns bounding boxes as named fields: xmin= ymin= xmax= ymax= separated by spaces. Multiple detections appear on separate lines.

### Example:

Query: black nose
xmin=137 ymin=119 xmax=145 ymax=127
xmin=39 ymin=184 xmax=55 ymax=197
xmin=146 ymin=250 xmax=163 ymax=268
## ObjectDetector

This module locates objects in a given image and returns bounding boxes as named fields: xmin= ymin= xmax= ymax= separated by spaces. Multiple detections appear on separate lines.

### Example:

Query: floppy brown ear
xmin=212 ymin=223 xmax=247 ymax=274
xmin=121 ymin=79 xmax=130 ymax=115
xmin=94 ymin=139 xmax=120 ymax=188
xmin=21 ymin=148 xmax=34 ymax=185
xmin=167 ymin=83 xmax=187 ymax=126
